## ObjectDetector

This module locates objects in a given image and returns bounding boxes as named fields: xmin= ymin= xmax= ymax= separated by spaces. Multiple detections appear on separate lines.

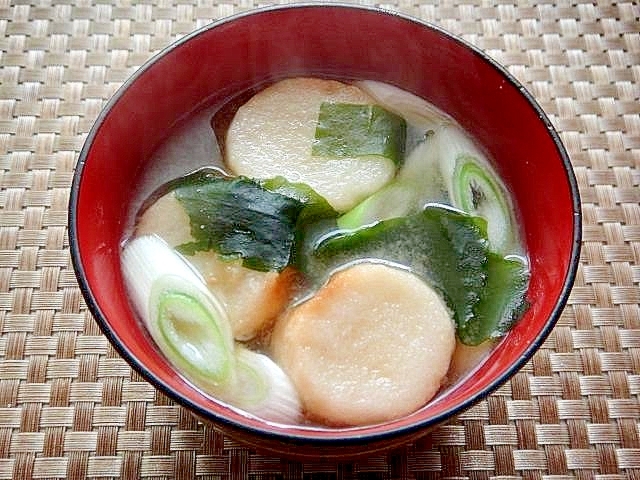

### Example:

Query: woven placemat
xmin=1 ymin=1 xmax=639 ymax=478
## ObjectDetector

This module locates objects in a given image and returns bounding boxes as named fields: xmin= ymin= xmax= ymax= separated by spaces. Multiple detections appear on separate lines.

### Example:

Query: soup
xmin=121 ymin=77 xmax=530 ymax=427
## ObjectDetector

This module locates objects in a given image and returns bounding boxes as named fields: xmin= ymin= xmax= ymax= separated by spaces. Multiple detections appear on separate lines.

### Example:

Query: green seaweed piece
xmin=302 ymin=205 xmax=529 ymax=344
xmin=174 ymin=170 xmax=302 ymax=272
xmin=173 ymin=170 xmax=338 ymax=273
xmin=260 ymin=176 xmax=338 ymax=226
xmin=312 ymin=103 xmax=406 ymax=166
xmin=456 ymin=253 xmax=530 ymax=344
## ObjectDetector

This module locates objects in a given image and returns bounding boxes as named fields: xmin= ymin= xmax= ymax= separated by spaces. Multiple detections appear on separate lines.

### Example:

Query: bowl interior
xmin=71 ymin=5 xmax=580 ymax=444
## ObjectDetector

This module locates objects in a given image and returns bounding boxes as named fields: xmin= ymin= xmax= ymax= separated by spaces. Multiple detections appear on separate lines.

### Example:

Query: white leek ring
xmin=121 ymin=235 xmax=236 ymax=391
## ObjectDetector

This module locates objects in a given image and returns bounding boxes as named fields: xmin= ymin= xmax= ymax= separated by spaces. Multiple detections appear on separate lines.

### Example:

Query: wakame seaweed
xmin=456 ymin=251 xmax=530 ymax=344
xmin=260 ymin=176 xmax=338 ymax=226
xmin=173 ymin=170 xmax=337 ymax=272
xmin=301 ymin=205 xmax=530 ymax=345
xmin=312 ymin=103 xmax=406 ymax=166
xmin=172 ymin=169 xmax=528 ymax=344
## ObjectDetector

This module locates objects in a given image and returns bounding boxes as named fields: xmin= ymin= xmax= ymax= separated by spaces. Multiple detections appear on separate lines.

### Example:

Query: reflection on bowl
xmin=70 ymin=4 xmax=581 ymax=459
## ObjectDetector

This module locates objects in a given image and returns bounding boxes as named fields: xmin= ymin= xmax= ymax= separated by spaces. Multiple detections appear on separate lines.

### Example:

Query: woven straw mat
xmin=1 ymin=0 xmax=639 ymax=479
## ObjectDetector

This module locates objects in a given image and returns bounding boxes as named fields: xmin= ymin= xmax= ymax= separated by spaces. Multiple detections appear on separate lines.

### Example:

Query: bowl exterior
xmin=70 ymin=4 xmax=581 ymax=457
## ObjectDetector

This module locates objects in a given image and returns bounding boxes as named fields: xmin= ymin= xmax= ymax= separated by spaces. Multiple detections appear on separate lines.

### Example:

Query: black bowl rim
xmin=69 ymin=2 xmax=582 ymax=448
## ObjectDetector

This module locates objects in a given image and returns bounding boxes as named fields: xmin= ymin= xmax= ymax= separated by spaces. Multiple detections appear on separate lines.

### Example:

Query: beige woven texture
xmin=1 ymin=0 xmax=639 ymax=478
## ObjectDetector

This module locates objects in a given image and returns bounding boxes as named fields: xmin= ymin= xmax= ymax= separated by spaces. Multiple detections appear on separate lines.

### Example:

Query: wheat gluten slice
xmin=224 ymin=77 xmax=397 ymax=212
xmin=271 ymin=262 xmax=455 ymax=426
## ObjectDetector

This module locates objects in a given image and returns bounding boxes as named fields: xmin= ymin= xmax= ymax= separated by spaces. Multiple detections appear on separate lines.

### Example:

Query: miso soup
xmin=121 ymin=77 xmax=530 ymax=427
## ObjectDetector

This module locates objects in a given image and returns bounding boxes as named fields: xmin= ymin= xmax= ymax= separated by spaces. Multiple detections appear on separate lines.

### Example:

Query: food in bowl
xmin=70 ymin=3 xmax=580 ymax=457
xmin=120 ymin=77 xmax=530 ymax=427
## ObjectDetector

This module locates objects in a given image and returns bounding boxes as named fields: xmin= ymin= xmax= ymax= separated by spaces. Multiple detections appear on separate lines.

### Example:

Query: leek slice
xmin=337 ymin=133 xmax=446 ymax=229
xmin=121 ymin=235 xmax=236 ymax=390
xmin=435 ymin=125 xmax=518 ymax=254
xmin=355 ymin=80 xmax=453 ymax=131
xmin=232 ymin=347 xmax=302 ymax=424
xmin=151 ymin=282 xmax=233 ymax=385
xmin=122 ymin=235 xmax=303 ymax=422
xmin=452 ymin=156 xmax=515 ymax=254
xmin=337 ymin=182 xmax=420 ymax=229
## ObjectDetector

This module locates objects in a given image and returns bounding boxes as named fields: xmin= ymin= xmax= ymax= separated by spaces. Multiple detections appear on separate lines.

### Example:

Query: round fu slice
xmin=271 ymin=262 xmax=455 ymax=426
xmin=225 ymin=77 xmax=401 ymax=212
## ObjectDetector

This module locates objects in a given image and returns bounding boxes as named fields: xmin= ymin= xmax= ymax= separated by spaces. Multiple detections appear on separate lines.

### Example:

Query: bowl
xmin=69 ymin=3 xmax=581 ymax=458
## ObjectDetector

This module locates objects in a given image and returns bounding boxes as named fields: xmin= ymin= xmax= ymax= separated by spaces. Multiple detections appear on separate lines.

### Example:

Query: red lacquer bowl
xmin=70 ymin=4 xmax=581 ymax=458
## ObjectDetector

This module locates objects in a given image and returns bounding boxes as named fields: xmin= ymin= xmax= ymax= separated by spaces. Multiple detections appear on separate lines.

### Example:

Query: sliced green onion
xmin=452 ymin=156 xmax=515 ymax=254
xmin=434 ymin=125 xmax=518 ymax=254
xmin=121 ymin=235 xmax=236 ymax=391
xmin=337 ymin=134 xmax=447 ymax=230
xmin=121 ymin=235 xmax=302 ymax=423
xmin=337 ymin=182 xmax=419 ymax=229
xmin=355 ymin=80 xmax=453 ymax=131
xmin=149 ymin=276 xmax=235 ymax=387
xmin=231 ymin=347 xmax=302 ymax=424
